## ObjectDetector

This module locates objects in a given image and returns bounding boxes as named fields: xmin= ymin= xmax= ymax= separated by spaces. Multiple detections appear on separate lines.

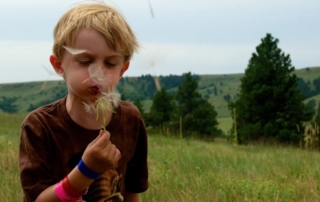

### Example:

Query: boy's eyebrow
xmin=63 ymin=46 xmax=87 ymax=55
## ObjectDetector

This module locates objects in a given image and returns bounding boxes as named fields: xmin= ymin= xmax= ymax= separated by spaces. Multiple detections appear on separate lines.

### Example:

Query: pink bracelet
xmin=55 ymin=181 xmax=82 ymax=202
xmin=62 ymin=176 xmax=87 ymax=198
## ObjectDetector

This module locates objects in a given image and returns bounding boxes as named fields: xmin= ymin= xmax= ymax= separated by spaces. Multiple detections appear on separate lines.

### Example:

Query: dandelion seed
xmin=148 ymin=0 xmax=154 ymax=18
xmin=82 ymin=78 xmax=91 ymax=84
xmin=83 ymin=102 xmax=96 ymax=114
xmin=63 ymin=46 xmax=87 ymax=55
xmin=89 ymin=64 xmax=107 ymax=84
xmin=40 ymin=65 xmax=61 ymax=90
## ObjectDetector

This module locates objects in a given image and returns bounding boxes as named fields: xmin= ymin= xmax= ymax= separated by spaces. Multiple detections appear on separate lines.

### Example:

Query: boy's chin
xmin=85 ymin=95 xmax=100 ymax=102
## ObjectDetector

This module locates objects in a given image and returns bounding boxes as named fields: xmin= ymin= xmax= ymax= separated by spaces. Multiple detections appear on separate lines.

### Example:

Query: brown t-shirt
xmin=19 ymin=98 xmax=149 ymax=202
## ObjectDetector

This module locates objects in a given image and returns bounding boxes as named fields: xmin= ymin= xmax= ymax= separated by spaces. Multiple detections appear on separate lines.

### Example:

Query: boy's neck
xmin=66 ymin=95 xmax=113 ymax=130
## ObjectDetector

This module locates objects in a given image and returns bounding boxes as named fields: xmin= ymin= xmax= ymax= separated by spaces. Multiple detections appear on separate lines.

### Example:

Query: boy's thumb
xmin=99 ymin=130 xmax=111 ymax=141
xmin=89 ymin=130 xmax=104 ymax=145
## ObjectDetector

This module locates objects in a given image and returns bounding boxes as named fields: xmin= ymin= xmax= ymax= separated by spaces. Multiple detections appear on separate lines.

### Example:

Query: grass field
xmin=1 ymin=112 xmax=320 ymax=201
xmin=217 ymin=117 xmax=233 ymax=136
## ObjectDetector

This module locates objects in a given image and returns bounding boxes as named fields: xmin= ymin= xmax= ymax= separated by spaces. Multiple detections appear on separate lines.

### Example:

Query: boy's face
xmin=50 ymin=27 xmax=129 ymax=102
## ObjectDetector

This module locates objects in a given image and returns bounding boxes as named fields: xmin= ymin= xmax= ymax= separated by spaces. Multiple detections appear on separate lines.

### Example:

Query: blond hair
xmin=53 ymin=3 xmax=139 ymax=61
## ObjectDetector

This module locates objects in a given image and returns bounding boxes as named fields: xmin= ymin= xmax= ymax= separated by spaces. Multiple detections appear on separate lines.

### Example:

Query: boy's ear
xmin=120 ymin=61 xmax=130 ymax=77
xmin=50 ymin=55 xmax=64 ymax=76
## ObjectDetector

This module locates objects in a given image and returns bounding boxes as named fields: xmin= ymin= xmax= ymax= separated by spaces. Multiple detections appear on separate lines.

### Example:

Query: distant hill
xmin=1 ymin=66 xmax=320 ymax=118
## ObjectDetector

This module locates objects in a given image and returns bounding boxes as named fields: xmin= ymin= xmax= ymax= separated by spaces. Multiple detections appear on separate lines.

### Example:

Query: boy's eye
xmin=78 ymin=60 xmax=92 ymax=65
xmin=105 ymin=62 xmax=116 ymax=67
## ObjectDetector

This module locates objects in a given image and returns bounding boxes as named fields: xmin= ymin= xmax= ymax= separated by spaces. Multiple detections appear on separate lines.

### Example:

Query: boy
xmin=19 ymin=2 xmax=148 ymax=202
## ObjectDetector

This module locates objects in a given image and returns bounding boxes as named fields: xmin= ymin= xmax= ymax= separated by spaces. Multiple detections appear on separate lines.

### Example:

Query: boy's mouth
xmin=90 ymin=86 xmax=101 ymax=94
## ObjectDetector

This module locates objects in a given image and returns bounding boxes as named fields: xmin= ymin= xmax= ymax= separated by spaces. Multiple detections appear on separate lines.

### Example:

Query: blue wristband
xmin=77 ymin=159 xmax=101 ymax=179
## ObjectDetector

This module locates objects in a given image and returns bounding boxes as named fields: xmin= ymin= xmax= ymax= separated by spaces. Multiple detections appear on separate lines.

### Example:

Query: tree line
xmin=129 ymin=72 xmax=221 ymax=139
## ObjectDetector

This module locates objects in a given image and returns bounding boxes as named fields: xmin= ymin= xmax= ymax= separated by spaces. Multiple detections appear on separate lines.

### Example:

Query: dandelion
xmin=83 ymin=88 xmax=120 ymax=131
xmin=83 ymin=64 xmax=120 ymax=131
xmin=83 ymin=87 xmax=120 ymax=131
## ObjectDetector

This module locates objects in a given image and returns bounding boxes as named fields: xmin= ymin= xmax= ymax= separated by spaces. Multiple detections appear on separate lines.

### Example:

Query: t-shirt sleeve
xmin=19 ymin=113 xmax=55 ymax=202
xmin=124 ymin=118 xmax=149 ymax=193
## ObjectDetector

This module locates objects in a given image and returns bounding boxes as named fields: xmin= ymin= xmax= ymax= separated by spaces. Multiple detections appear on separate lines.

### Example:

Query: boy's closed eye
xmin=104 ymin=61 xmax=117 ymax=67
xmin=78 ymin=60 xmax=93 ymax=65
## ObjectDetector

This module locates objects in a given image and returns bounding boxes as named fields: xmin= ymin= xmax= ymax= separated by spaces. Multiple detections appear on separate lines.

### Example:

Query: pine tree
xmin=315 ymin=102 xmax=320 ymax=126
xmin=176 ymin=72 xmax=201 ymax=120
xmin=176 ymin=72 xmax=220 ymax=138
xmin=230 ymin=33 xmax=311 ymax=144
xmin=133 ymin=98 xmax=145 ymax=118
xmin=148 ymin=88 xmax=174 ymax=130
xmin=120 ymin=94 xmax=126 ymax=101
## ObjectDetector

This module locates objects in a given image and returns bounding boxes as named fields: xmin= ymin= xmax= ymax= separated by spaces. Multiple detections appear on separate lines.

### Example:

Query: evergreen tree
xmin=188 ymin=99 xmax=221 ymax=137
xmin=176 ymin=72 xmax=220 ymax=138
xmin=315 ymin=102 xmax=320 ymax=126
xmin=230 ymin=33 xmax=311 ymax=144
xmin=133 ymin=98 xmax=145 ymax=118
xmin=148 ymin=88 xmax=174 ymax=129
xmin=120 ymin=94 xmax=126 ymax=101
xmin=313 ymin=77 xmax=320 ymax=92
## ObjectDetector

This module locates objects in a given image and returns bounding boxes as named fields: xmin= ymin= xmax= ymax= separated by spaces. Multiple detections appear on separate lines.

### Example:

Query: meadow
xmin=1 ymin=112 xmax=320 ymax=202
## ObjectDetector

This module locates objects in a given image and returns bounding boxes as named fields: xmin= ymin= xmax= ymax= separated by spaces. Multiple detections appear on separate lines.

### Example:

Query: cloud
xmin=125 ymin=42 xmax=257 ymax=76
xmin=0 ymin=40 xmax=60 ymax=84
xmin=1 ymin=37 xmax=319 ymax=84
xmin=0 ymin=0 xmax=319 ymax=83
xmin=0 ymin=40 xmax=254 ymax=83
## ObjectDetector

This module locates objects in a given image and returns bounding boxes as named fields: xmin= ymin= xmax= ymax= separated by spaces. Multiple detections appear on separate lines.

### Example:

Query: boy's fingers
xmin=115 ymin=149 xmax=121 ymax=161
xmin=94 ymin=131 xmax=111 ymax=148
xmin=100 ymin=131 xmax=111 ymax=140
xmin=99 ymin=129 xmax=104 ymax=136
xmin=89 ymin=130 xmax=104 ymax=146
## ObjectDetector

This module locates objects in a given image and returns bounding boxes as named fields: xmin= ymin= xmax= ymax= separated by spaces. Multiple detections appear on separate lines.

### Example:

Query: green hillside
xmin=305 ymin=94 xmax=320 ymax=105
xmin=0 ymin=81 xmax=67 ymax=113
xmin=295 ymin=66 xmax=320 ymax=90
xmin=1 ymin=66 xmax=319 ymax=118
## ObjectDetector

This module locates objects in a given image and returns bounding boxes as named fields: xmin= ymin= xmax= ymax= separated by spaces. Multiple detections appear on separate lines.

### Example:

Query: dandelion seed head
xmin=81 ymin=60 xmax=120 ymax=130
xmin=100 ymin=89 xmax=120 ymax=108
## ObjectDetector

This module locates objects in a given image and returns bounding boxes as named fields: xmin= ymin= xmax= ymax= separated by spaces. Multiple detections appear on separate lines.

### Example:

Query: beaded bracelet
xmin=77 ymin=159 xmax=101 ymax=179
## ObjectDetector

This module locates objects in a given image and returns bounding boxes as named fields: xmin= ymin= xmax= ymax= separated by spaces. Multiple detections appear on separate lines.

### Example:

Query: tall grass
xmin=141 ymin=136 xmax=320 ymax=201
xmin=1 ymin=112 xmax=320 ymax=201
xmin=0 ymin=112 xmax=24 ymax=201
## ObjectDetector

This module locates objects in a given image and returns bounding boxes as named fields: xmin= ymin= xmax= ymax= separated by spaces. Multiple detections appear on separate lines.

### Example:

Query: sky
xmin=0 ymin=0 xmax=319 ymax=84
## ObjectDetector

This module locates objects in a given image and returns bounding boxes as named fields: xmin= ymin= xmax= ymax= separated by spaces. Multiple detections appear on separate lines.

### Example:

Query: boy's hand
xmin=82 ymin=130 xmax=121 ymax=174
